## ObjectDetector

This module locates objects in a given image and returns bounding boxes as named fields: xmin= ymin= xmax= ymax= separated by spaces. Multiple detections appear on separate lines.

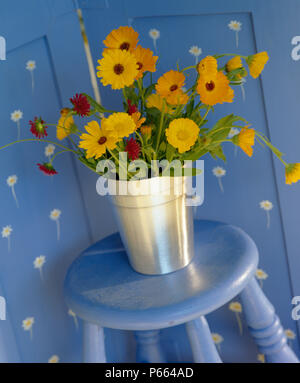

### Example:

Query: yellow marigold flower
xmin=165 ymin=90 xmax=189 ymax=106
xmin=97 ymin=49 xmax=138 ymax=89
xmin=78 ymin=121 xmax=119 ymax=159
xmin=146 ymin=93 xmax=175 ymax=114
xmin=197 ymin=72 xmax=234 ymax=106
xmin=103 ymin=26 xmax=138 ymax=52
xmin=133 ymin=45 xmax=158 ymax=79
xmin=156 ymin=70 xmax=185 ymax=98
xmin=131 ymin=111 xmax=146 ymax=130
xmin=140 ymin=125 xmax=152 ymax=136
xmin=165 ymin=118 xmax=199 ymax=153
xmin=246 ymin=51 xmax=269 ymax=78
xmin=197 ymin=55 xmax=218 ymax=75
xmin=285 ymin=163 xmax=300 ymax=185
xmin=103 ymin=112 xmax=136 ymax=138
xmin=226 ymin=56 xmax=247 ymax=79
xmin=57 ymin=108 xmax=74 ymax=140
xmin=233 ymin=127 xmax=255 ymax=157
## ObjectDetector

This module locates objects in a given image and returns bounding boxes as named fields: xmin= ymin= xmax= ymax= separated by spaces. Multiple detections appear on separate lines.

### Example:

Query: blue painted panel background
xmin=0 ymin=0 xmax=299 ymax=363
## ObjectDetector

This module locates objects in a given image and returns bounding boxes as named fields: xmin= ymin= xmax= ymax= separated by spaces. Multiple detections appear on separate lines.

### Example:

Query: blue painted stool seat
xmin=64 ymin=220 xmax=258 ymax=331
xmin=64 ymin=219 xmax=299 ymax=363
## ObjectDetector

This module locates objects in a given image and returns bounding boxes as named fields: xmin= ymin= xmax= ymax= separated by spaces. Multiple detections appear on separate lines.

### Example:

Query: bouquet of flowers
xmin=1 ymin=26 xmax=299 ymax=184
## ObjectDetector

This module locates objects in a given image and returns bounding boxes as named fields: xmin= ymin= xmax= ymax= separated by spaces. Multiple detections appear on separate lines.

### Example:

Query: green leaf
xmin=209 ymin=145 xmax=227 ymax=162
xmin=82 ymin=93 xmax=107 ymax=114
xmin=181 ymin=146 xmax=209 ymax=161
xmin=166 ymin=143 xmax=176 ymax=161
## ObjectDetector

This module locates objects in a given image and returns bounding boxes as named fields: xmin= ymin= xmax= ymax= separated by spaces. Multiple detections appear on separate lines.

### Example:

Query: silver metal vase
xmin=108 ymin=176 xmax=194 ymax=275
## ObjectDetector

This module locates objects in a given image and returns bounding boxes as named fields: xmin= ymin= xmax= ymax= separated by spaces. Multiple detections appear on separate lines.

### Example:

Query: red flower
xmin=127 ymin=99 xmax=138 ymax=115
xmin=70 ymin=93 xmax=90 ymax=117
xmin=125 ymin=138 xmax=140 ymax=161
xmin=29 ymin=117 xmax=48 ymax=138
xmin=37 ymin=162 xmax=58 ymax=176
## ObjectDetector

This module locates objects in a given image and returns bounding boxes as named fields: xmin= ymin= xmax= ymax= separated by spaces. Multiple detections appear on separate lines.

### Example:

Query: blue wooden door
xmin=78 ymin=0 xmax=300 ymax=362
xmin=0 ymin=0 xmax=98 ymax=363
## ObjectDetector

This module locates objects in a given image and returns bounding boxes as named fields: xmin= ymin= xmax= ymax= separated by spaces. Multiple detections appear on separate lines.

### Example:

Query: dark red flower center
xmin=98 ymin=136 xmax=107 ymax=145
xmin=119 ymin=42 xmax=130 ymax=51
xmin=170 ymin=84 xmax=178 ymax=92
xmin=114 ymin=63 xmax=124 ymax=75
xmin=205 ymin=81 xmax=215 ymax=91
xmin=137 ymin=62 xmax=143 ymax=70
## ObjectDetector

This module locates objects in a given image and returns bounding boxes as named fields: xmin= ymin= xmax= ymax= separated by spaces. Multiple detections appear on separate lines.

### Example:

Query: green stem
xmin=49 ymin=150 xmax=69 ymax=164
xmin=181 ymin=65 xmax=197 ymax=72
xmin=155 ymin=100 xmax=166 ymax=153
xmin=256 ymin=132 xmax=288 ymax=166
xmin=0 ymin=139 xmax=77 ymax=154
xmin=199 ymin=106 xmax=211 ymax=126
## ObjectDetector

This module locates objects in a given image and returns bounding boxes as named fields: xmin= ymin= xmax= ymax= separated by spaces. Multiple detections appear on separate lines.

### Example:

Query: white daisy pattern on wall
xmin=7 ymin=175 xmax=19 ymax=207
xmin=213 ymin=166 xmax=226 ymax=193
xmin=50 ymin=209 xmax=61 ymax=241
xmin=22 ymin=316 xmax=34 ymax=340
xmin=260 ymin=200 xmax=273 ymax=229
xmin=257 ymin=354 xmax=265 ymax=363
xmin=255 ymin=268 xmax=268 ymax=288
xmin=285 ymin=329 xmax=296 ymax=348
xmin=34 ymin=255 xmax=46 ymax=280
xmin=228 ymin=128 xmax=240 ymax=156
xmin=45 ymin=144 xmax=55 ymax=159
xmin=10 ymin=110 xmax=23 ymax=140
xmin=2 ymin=225 xmax=12 ymax=252
xmin=68 ymin=308 xmax=79 ymax=330
xmin=48 ymin=355 xmax=59 ymax=363
xmin=26 ymin=60 xmax=36 ymax=92
xmin=212 ymin=333 xmax=224 ymax=352
xmin=229 ymin=301 xmax=243 ymax=335
xmin=149 ymin=28 xmax=160 ymax=52
xmin=189 ymin=45 xmax=202 ymax=65
xmin=228 ymin=20 xmax=242 ymax=48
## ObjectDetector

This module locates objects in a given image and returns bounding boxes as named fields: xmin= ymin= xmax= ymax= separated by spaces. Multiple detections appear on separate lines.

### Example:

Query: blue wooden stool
xmin=64 ymin=220 xmax=299 ymax=363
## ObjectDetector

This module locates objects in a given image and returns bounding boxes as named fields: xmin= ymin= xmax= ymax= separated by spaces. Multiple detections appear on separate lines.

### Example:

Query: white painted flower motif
xmin=34 ymin=255 xmax=46 ymax=280
xmin=228 ymin=128 xmax=239 ymax=139
xmin=285 ymin=329 xmax=296 ymax=340
xmin=22 ymin=317 xmax=34 ymax=339
xmin=45 ymin=144 xmax=55 ymax=158
xmin=149 ymin=28 xmax=160 ymax=52
xmin=50 ymin=209 xmax=61 ymax=241
xmin=212 ymin=333 xmax=224 ymax=352
xmin=11 ymin=110 xmax=23 ymax=139
xmin=228 ymin=20 xmax=242 ymax=48
xmin=213 ymin=166 xmax=226 ymax=193
xmin=285 ymin=329 xmax=296 ymax=348
xmin=26 ymin=60 xmax=36 ymax=92
xmin=260 ymin=200 xmax=273 ymax=229
xmin=257 ymin=353 xmax=265 ymax=363
xmin=189 ymin=45 xmax=202 ymax=64
xmin=229 ymin=301 xmax=243 ymax=335
xmin=48 ymin=355 xmax=59 ymax=363
xmin=26 ymin=60 xmax=36 ymax=71
xmin=68 ymin=308 xmax=79 ymax=330
xmin=7 ymin=175 xmax=19 ymax=207
xmin=2 ymin=225 xmax=12 ymax=252
xmin=255 ymin=268 xmax=268 ymax=288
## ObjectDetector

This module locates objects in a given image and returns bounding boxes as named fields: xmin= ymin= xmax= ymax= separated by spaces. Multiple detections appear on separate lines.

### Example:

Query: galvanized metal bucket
xmin=107 ymin=176 xmax=194 ymax=275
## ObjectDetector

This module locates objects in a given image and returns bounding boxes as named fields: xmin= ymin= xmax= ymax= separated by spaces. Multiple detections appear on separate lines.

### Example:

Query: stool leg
xmin=83 ymin=322 xmax=106 ymax=363
xmin=135 ymin=330 xmax=166 ymax=363
xmin=186 ymin=316 xmax=222 ymax=363
xmin=239 ymin=277 xmax=299 ymax=363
